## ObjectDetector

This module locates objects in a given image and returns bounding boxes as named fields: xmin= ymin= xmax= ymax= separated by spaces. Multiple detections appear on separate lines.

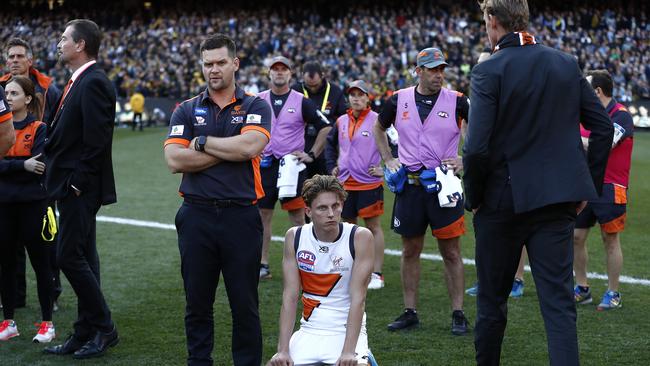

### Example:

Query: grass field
xmin=2 ymin=127 xmax=649 ymax=365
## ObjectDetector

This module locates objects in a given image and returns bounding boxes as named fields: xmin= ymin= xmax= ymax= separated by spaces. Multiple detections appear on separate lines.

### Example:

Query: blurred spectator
xmin=1 ymin=1 xmax=647 ymax=101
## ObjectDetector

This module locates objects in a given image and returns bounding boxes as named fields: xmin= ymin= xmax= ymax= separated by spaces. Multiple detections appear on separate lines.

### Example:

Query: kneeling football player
xmin=269 ymin=175 xmax=375 ymax=366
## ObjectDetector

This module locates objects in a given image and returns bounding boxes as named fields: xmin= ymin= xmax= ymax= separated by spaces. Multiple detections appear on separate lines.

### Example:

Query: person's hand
xmin=384 ymin=158 xmax=402 ymax=173
xmin=335 ymin=352 xmax=358 ymax=366
xmin=292 ymin=150 xmax=313 ymax=164
xmin=24 ymin=153 xmax=45 ymax=175
xmin=576 ymin=201 xmax=587 ymax=215
xmin=268 ymin=351 xmax=293 ymax=366
xmin=331 ymin=166 xmax=339 ymax=176
xmin=442 ymin=156 xmax=463 ymax=175
xmin=368 ymin=165 xmax=383 ymax=177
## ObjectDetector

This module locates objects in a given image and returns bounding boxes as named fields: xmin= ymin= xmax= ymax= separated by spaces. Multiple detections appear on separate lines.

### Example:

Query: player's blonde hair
xmin=302 ymin=174 xmax=348 ymax=208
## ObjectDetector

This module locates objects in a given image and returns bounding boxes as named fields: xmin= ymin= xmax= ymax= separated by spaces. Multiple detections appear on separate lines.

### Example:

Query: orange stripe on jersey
xmin=241 ymin=125 xmax=270 ymax=140
xmin=252 ymin=155 xmax=265 ymax=201
xmin=301 ymin=296 xmax=321 ymax=321
xmin=0 ymin=112 xmax=12 ymax=123
xmin=164 ymin=138 xmax=190 ymax=147
xmin=299 ymin=271 xmax=342 ymax=297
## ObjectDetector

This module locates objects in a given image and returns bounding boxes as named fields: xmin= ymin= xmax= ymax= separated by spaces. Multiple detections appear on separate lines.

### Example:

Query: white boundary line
xmin=96 ymin=215 xmax=650 ymax=287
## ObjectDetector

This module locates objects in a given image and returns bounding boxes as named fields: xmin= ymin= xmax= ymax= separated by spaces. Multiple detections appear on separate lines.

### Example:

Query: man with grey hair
xmin=463 ymin=0 xmax=613 ymax=364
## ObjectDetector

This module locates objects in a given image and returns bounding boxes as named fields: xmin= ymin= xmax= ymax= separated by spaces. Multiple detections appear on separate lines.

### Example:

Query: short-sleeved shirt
xmin=164 ymin=86 xmax=271 ymax=202
xmin=0 ymin=87 xmax=13 ymax=124
xmin=377 ymin=87 xmax=469 ymax=129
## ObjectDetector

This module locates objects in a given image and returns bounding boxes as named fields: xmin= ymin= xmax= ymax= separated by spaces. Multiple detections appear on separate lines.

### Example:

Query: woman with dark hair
xmin=0 ymin=76 xmax=55 ymax=343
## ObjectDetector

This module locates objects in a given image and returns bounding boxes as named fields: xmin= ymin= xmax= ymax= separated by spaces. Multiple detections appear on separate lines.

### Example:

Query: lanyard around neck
xmin=303 ymin=81 xmax=330 ymax=112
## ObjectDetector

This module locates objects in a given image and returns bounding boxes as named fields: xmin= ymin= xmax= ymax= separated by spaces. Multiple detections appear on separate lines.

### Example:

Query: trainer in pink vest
xmin=336 ymin=109 xmax=382 ymax=185
xmin=259 ymin=89 xmax=305 ymax=158
xmin=394 ymin=86 xmax=460 ymax=172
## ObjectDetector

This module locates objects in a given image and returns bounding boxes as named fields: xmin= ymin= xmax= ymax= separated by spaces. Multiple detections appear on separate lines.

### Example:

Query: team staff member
xmin=0 ymin=86 xmax=14 ymax=158
xmin=164 ymin=33 xmax=271 ymax=366
xmin=325 ymin=80 xmax=387 ymax=290
xmin=258 ymin=56 xmax=331 ymax=280
xmin=44 ymin=19 xmax=118 ymax=359
xmin=0 ymin=76 xmax=55 ymax=343
xmin=1 ymin=38 xmax=62 ymax=124
xmin=2 ymin=37 xmax=63 ymax=312
xmin=269 ymin=175 xmax=374 ymax=366
xmin=463 ymin=1 xmax=612 ymax=364
xmin=375 ymin=47 xmax=471 ymax=336
xmin=574 ymin=69 xmax=634 ymax=310
xmin=292 ymin=61 xmax=347 ymax=177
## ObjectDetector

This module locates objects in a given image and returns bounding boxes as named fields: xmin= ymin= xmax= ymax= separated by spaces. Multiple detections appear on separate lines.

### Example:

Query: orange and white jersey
xmin=294 ymin=222 xmax=366 ymax=335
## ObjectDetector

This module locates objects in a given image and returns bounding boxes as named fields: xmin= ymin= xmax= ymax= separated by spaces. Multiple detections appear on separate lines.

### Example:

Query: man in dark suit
xmin=43 ymin=19 xmax=118 ymax=359
xmin=463 ymin=1 xmax=613 ymax=365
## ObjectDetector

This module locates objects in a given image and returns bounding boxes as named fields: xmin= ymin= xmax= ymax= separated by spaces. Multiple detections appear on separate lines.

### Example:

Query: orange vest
xmin=6 ymin=121 xmax=45 ymax=157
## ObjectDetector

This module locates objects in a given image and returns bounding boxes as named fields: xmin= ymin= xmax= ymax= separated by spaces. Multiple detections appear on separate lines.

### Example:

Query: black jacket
xmin=44 ymin=63 xmax=116 ymax=205
xmin=463 ymin=40 xmax=613 ymax=213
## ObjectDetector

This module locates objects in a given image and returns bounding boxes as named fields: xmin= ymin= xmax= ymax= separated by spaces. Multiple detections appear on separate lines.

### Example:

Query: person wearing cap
xmin=164 ymin=34 xmax=271 ymax=365
xmin=257 ymin=56 xmax=332 ymax=280
xmin=324 ymin=80 xmax=387 ymax=290
xmin=292 ymin=61 xmax=347 ymax=178
xmin=374 ymin=47 xmax=471 ymax=335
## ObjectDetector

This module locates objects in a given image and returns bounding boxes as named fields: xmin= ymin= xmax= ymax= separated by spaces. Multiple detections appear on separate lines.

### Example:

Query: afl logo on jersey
xmin=297 ymin=251 xmax=316 ymax=265
xmin=437 ymin=111 xmax=449 ymax=118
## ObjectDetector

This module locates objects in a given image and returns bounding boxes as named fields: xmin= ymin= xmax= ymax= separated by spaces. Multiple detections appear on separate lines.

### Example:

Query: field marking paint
xmin=97 ymin=215 xmax=650 ymax=287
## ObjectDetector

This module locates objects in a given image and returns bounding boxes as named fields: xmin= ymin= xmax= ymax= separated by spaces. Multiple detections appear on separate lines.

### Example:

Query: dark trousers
xmin=473 ymin=193 xmax=579 ymax=366
xmin=176 ymin=201 xmax=263 ymax=366
xmin=132 ymin=112 xmax=143 ymax=131
xmin=14 ymin=204 xmax=62 ymax=306
xmin=57 ymin=191 xmax=112 ymax=339
xmin=0 ymin=200 xmax=54 ymax=320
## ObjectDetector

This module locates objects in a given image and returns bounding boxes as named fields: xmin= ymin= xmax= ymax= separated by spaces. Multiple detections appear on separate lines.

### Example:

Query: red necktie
xmin=55 ymin=79 xmax=73 ymax=115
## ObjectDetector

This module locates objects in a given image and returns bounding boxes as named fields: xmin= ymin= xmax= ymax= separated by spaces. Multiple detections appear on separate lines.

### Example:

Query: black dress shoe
xmin=387 ymin=309 xmax=420 ymax=331
xmin=72 ymin=327 xmax=119 ymax=359
xmin=43 ymin=334 xmax=87 ymax=355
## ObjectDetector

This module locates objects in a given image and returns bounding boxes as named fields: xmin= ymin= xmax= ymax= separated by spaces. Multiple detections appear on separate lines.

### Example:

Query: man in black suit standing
xmin=463 ymin=1 xmax=613 ymax=365
xmin=43 ymin=19 xmax=118 ymax=359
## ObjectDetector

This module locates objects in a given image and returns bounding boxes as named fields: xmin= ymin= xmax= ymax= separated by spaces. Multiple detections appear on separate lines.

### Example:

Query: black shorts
xmin=575 ymin=183 xmax=627 ymax=233
xmin=391 ymin=182 xmax=465 ymax=239
xmin=342 ymin=186 xmax=384 ymax=220
xmin=258 ymin=156 xmax=306 ymax=211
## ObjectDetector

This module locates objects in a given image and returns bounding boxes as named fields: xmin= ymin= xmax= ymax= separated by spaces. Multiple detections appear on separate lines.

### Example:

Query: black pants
xmin=176 ymin=201 xmax=263 ymax=366
xmin=132 ymin=112 xmax=143 ymax=131
xmin=473 ymin=189 xmax=579 ymax=366
xmin=0 ymin=200 xmax=54 ymax=320
xmin=14 ymin=203 xmax=62 ymax=306
xmin=57 ymin=191 xmax=113 ymax=339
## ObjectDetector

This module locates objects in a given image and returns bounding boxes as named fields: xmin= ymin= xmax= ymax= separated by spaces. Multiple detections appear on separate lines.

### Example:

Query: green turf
xmin=4 ymin=128 xmax=649 ymax=365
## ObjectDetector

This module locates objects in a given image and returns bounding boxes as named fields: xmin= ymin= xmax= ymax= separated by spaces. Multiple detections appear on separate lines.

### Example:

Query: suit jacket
xmin=463 ymin=40 xmax=613 ymax=214
xmin=44 ymin=63 xmax=116 ymax=205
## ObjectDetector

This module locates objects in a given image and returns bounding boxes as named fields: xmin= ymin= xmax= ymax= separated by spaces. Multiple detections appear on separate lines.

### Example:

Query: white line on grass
xmin=96 ymin=215 xmax=650 ymax=287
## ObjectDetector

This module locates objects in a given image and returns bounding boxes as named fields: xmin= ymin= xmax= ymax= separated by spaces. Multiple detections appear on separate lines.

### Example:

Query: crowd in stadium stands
xmin=1 ymin=4 xmax=649 ymax=104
